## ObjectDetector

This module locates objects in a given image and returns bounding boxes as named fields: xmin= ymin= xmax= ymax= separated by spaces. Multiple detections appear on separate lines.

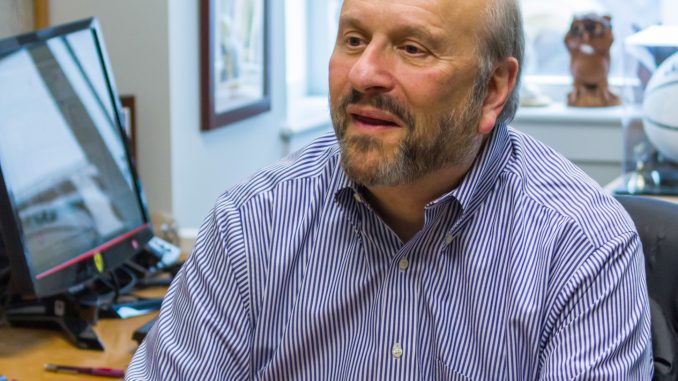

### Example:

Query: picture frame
xmin=200 ymin=0 xmax=270 ymax=131
xmin=33 ymin=0 xmax=49 ymax=29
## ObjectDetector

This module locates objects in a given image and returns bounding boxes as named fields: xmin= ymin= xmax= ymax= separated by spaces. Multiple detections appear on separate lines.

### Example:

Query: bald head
xmin=335 ymin=0 xmax=524 ymax=127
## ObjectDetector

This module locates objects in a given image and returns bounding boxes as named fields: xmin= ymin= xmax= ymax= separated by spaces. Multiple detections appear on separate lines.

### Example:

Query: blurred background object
xmin=616 ymin=26 xmax=678 ymax=195
xmin=151 ymin=212 xmax=180 ymax=248
xmin=642 ymin=52 xmax=678 ymax=163
xmin=565 ymin=14 xmax=621 ymax=107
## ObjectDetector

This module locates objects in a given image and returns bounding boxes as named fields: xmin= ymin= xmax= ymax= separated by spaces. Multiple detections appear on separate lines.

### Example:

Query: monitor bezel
xmin=0 ymin=17 xmax=153 ymax=298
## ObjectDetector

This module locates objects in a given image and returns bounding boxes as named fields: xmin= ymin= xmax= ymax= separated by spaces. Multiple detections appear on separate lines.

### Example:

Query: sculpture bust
xmin=565 ymin=14 xmax=621 ymax=107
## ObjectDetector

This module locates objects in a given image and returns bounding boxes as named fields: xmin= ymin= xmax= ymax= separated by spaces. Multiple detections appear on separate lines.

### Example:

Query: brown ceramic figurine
xmin=565 ymin=14 xmax=621 ymax=107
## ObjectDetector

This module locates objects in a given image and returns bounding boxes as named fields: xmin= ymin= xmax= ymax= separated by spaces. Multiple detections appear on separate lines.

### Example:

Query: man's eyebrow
xmin=338 ymin=15 xmax=445 ymax=50
xmin=394 ymin=25 xmax=445 ymax=49
xmin=337 ymin=15 xmax=367 ymax=33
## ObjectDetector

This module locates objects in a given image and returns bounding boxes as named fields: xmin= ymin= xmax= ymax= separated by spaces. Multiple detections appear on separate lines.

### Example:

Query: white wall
xmin=50 ymin=0 xmax=173 ymax=221
xmin=0 ymin=0 xmax=34 ymax=39
xmin=49 ymin=0 xmax=287 ymax=231
xmin=168 ymin=0 xmax=286 ymax=229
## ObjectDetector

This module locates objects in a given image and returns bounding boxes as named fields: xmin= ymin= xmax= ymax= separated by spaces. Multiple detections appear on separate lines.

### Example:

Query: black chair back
xmin=615 ymin=195 xmax=678 ymax=380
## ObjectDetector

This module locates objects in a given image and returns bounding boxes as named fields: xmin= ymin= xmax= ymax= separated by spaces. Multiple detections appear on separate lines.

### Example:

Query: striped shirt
xmin=126 ymin=124 xmax=652 ymax=380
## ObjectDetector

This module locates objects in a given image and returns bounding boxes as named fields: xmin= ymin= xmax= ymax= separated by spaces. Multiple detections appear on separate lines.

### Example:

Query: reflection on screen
xmin=0 ymin=30 xmax=144 ymax=276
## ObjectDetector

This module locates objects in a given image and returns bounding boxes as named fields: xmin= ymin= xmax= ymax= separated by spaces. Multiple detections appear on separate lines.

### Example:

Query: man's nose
xmin=347 ymin=44 xmax=395 ymax=94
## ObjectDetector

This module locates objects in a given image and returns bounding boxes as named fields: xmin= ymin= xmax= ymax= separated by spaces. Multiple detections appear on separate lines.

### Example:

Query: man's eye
xmin=346 ymin=36 xmax=363 ymax=47
xmin=402 ymin=44 xmax=426 ymax=56
xmin=405 ymin=45 xmax=420 ymax=54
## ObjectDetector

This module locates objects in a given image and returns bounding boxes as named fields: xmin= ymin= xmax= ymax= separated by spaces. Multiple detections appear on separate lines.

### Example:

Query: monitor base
xmin=4 ymin=294 xmax=104 ymax=351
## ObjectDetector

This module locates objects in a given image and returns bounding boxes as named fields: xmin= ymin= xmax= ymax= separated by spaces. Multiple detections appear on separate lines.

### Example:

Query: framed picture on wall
xmin=200 ymin=0 xmax=271 ymax=131
xmin=33 ymin=0 xmax=49 ymax=29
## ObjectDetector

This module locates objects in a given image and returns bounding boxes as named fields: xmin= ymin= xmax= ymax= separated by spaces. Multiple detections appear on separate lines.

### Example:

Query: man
xmin=127 ymin=0 xmax=652 ymax=379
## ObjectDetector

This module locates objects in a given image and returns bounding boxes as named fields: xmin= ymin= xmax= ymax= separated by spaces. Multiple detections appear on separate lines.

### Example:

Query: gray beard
xmin=331 ymin=87 xmax=485 ymax=187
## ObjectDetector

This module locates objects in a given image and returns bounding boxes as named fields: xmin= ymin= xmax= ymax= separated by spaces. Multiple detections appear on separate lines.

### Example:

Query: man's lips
xmin=346 ymin=105 xmax=401 ymax=127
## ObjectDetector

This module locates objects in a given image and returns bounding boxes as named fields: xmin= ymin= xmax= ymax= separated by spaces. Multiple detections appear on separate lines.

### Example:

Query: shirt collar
xmin=332 ymin=156 xmax=357 ymax=204
xmin=436 ymin=123 xmax=511 ymax=218
xmin=333 ymin=123 xmax=512 ymax=217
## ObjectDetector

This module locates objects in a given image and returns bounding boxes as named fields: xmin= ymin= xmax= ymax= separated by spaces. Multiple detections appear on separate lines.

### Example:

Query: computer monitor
xmin=0 ymin=18 xmax=155 ymax=347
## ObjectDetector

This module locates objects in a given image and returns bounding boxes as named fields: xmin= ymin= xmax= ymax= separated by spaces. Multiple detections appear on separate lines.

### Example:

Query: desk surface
xmin=0 ymin=290 xmax=162 ymax=381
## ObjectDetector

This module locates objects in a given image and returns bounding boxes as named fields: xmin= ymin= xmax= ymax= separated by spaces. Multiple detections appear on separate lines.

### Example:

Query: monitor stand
xmin=4 ymin=293 xmax=104 ymax=351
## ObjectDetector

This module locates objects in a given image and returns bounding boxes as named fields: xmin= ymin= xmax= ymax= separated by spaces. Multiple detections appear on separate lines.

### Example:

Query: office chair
xmin=615 ymin=195 xmax=678 ymax=380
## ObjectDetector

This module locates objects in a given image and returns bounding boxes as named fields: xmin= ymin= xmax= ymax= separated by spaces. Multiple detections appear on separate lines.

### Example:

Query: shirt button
xmin=353 ymin=192 xmax=362 ymax=203
xmin=391 ymin=343 xmax=403 ymax=359
xmin=398 ymin=258 xmax=410 ymax=271
xmin=445 ymin=233 xmax=454 ymax=245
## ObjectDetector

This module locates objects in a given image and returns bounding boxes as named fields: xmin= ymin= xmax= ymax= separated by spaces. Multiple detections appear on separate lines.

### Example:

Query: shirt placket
xmin=380 ymin=245 xmax=420 ymax=380
xmin=351 ymin=191 xmax=461 ymax=380
xmin=351 ymin=191 xmax=414 ymax=379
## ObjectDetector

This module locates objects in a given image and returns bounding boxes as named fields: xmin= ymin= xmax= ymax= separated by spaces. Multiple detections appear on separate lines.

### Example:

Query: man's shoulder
xmin=505 ymin=127 xmax=635 ymax=247
xmin=222 ymin=133 xmax=341 ymax=210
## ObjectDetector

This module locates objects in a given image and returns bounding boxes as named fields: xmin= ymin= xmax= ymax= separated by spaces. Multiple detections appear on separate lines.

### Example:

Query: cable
xmin=0 ymin=232 xmax=10 ymax=321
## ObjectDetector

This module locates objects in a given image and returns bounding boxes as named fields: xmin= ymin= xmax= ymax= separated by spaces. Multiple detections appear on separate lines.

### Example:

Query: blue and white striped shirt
xmin=127 ymin=124 xmax=652 ymax=380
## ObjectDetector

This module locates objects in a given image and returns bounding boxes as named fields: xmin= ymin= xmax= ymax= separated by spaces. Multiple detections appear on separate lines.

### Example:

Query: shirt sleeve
xmin=125 ymin=198 xmax=252 ymax=380
xmin=538 ymin=231 xmax=653 ymax=380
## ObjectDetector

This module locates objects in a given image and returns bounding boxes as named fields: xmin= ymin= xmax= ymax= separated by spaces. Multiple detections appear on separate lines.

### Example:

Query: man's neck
xmin=364 ymin=160 xmax=475 ymax=242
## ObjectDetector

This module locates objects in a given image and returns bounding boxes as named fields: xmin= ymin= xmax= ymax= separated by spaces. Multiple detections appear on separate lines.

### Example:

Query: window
xmin=285 ymin=0 xmax=341 ymax=98
xmin=521 ymin=0 xmax=678 ymax=107
xmin=522 ymin=0 xmax=663 ymax=78
xmin=283 ymin=0 xmax=341 ymax=137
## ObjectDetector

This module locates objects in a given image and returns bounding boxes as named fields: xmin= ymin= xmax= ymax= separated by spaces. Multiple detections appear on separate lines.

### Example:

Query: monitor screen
xmin=0 ymin=18 xmax=153 ymax=298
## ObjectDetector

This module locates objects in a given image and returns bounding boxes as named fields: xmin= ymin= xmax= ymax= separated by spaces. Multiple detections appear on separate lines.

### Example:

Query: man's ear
xmin=478 ymin=57 xmax=519 ymax=135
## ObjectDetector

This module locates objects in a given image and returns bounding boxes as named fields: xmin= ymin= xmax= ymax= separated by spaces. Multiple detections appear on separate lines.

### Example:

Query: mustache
xmin=339 ymin=89 xmax=415 ymax=129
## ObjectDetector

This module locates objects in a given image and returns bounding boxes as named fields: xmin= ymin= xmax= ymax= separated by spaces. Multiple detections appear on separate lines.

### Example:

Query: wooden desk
xmin=0 ymin=287 xmax=164 ymax=381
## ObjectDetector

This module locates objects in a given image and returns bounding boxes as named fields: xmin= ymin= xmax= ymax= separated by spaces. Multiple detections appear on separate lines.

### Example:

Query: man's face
xmin=329 ymin=0 xmax=490 ymax=187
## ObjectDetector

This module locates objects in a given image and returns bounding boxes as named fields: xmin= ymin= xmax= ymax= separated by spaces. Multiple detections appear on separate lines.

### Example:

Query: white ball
xmin=642 ymin=52 xmax=678 ymax=163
